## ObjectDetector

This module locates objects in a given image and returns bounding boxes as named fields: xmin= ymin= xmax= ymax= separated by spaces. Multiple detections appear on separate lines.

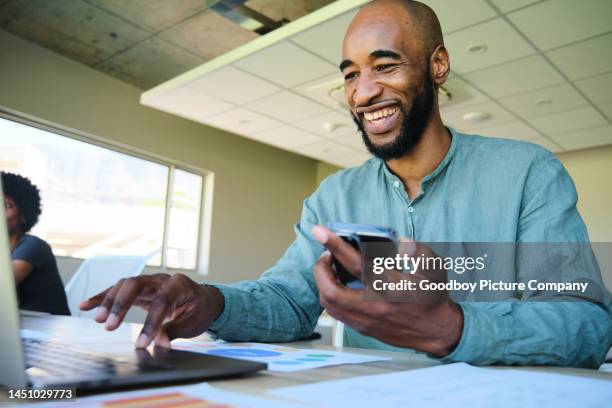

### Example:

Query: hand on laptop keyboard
xmin=79 ymin=274 xmax=224 ymax=349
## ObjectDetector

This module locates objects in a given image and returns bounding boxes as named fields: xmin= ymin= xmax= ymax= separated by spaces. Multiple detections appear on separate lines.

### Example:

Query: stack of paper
xmin=171 ymin=340 xmax=390 ymax=372
xmin=269 ymin=362 xmax=612 ymax=407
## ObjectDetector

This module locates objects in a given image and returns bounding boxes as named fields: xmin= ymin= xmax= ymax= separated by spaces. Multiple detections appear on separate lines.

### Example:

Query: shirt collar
xmin=380 ymin=126 xmax=459 ymax=189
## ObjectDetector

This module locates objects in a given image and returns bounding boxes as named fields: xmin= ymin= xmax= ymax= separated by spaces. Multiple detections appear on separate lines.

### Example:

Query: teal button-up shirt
xmin=209 ymin=128 xmax=612 ymax=367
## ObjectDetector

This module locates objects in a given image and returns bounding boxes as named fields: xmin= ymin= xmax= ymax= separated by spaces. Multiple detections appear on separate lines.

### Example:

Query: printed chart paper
xmin=171 ymin=340 xmax=390 ymax=372
xmin=269 ymin=362 xmax=612 ymax=408
xmin=16 ymin=383 xmax=301 ymax=408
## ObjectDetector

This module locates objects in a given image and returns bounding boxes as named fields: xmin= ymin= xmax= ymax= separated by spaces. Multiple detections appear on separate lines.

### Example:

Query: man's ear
xmin=430 ymin=44 xmax=450 ymax=86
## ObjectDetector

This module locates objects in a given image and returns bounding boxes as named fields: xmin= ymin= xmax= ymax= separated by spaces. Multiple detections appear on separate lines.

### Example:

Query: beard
xmin=352 ymin=69 xmax=436 ymax=161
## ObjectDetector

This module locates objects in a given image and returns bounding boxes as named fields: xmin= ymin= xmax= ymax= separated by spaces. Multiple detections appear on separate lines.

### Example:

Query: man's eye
xmin=376 ymin=64 xmax=397 ymax=72
xmin=344 ymin=72 xmax=358 ymax=81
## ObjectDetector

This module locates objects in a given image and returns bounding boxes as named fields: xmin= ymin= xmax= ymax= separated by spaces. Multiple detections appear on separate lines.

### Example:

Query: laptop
xmin=0 ymin=186 xmax=266 ymax=392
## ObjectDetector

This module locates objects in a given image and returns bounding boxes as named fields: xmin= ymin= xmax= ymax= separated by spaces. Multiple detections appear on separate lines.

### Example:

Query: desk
xmin=3 ymin=314 xmax=611 ymax=403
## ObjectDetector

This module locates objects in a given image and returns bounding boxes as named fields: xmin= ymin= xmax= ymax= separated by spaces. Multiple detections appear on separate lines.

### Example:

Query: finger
xmin=79 ymin=287 xmax=111 ymax=311
xmin=153 ymin=331 xmax=171 ymax=348
xmin=105 ymin=278 xmax=143 ymax=331
xmin=312 ymin=251 xmax=342 ymax=296
xmin=97 ymin=281 xmax=129 ymax=323
xmin=313 ymin=252 xmax=362 ymax=311
xmin=136 ymin=294 xmax=171 ymax=349
xmin=312 ymin=225 xmax=362 ymax=278
xmin=161 ymin=313 xmax=200 ymax=342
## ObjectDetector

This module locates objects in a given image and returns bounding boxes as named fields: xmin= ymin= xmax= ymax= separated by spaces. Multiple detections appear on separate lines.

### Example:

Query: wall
xmin=316 ymin=162 xmax=342 ymax=186
xmin=557 ymin=146 xmax=612 ymax=243
xmin=0 ymin=29 xmax=318 ymax=286
xmin=557 ymin=146 xmax=612 ymax=290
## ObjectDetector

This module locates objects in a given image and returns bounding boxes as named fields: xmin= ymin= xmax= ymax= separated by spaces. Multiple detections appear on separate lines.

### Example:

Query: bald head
xmin=347 ymin=0 xmax=443 ymax=61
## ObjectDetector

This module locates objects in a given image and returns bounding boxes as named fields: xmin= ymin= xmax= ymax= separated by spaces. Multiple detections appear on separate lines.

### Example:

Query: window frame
xmin=0 ymin=108 xmax=214 ymax=275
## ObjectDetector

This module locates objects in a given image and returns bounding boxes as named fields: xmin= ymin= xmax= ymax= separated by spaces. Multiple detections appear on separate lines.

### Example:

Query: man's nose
xmin=352 ymin=72 xmax=383 ymax=108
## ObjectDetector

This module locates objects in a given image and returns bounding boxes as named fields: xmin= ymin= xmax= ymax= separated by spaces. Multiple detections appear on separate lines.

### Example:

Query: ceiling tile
xmin=526 ymin=137 xmax=563 ymax=153
xmin=335 ymin=132 xmax=368 ymax=152
xmin=528 ymin=107 xmax=608 ymax=135
xmin=291 ymin=140 xmax=358 ymax=161
xmin=294 ymin=110 xmax=356 ymax=138
xmin=0 ymin=0 xmax=149 ymax=65
xmin=96 ymin=37 xmax=203 ymax=89
xmin=440 ymin=76 xmax=488 ymax=112
xmin=546 ymin=33 xmax=612 ymax=80
xmin=293 ymin=72 xmax=346 ymax=112
xmin=248 ymin=91 xmax=328 ymax=122
xmin=442 ymin=101 xmax=517 ymax=132
xmin=574 ymin=72 xmax=612 ymax=104
xmin=420 ymin=0 xmax=497 ymax=33
xmin=599 ymin=102 xmax=612 ymax=122
xmin=498 ymin=83 xmax=589 ymax=119
xmin=205 ymin=107 xmax=282 ymax=135
xmin=327 ymin=152 xmax=372 ymax=168
xmin=477 ymin=121 xmax=541 ymax=140
xmin=235 ymin=41 xmax=337 ymax=88
xmin=143 ymin=87 xmax=234 ymax=121
xmin=249 ymin=125 xmax=323 ymax=149
xmin=463 ymin=55 xmax=564 ymax=98
xmin=508 ymin=0 xmax=612 ymax=50
xmin=84 ymin=0 xmax=205 ymax=32
xmin=187 ymin=66 xmax=281 ymax=104
xmin=159 ymin=11 xmax=258 ymax=60
xmin=549 ymin=125 xmax=612 ymax=151
xmin=489 ymin=0 xmax=540 ymax=13
xmin=291 ymin=10 xmax=358 ymax=64
xmin=246 ymin=0 xmax=336 ymax=23
xmin=444 ymin=18 xmax=535 ymax=74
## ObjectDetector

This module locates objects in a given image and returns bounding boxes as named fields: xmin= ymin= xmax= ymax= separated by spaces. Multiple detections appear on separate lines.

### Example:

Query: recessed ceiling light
xmin=462 ymin=112 xmax=491 ymax=123
xmin=323 ymin=122 xmax=344 ymax=133
xmin=534 ymin=98 xmax=552 ymax=106
xmin=466 ymin=44 xmax=488 ymax=54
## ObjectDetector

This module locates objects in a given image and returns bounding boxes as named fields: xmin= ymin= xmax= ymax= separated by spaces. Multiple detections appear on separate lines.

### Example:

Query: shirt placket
xmin=390 ymin=177 xmax=423 ymax=239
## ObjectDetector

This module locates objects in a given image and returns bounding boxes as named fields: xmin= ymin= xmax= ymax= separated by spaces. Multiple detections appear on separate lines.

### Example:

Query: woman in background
xmin=2 ymin=171 xmax=70 ymax=315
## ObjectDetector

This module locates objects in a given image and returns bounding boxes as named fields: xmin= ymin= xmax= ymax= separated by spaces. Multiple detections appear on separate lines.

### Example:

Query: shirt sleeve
xmin=11 ymin=236 xmax=49 ymax=269
xmin=207 ymin=196 xmax=325 ymax=342
xmin=439 ymin=150 xmax=612 ymax=368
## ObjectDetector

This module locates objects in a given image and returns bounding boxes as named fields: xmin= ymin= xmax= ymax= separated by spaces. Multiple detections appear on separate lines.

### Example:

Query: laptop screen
xmin=0 ymin=183 xmax=28 ymax=388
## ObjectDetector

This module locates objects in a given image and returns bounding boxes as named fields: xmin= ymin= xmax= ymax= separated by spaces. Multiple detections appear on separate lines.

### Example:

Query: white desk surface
xmin=3 ymin=313 xmax=610 ymax=403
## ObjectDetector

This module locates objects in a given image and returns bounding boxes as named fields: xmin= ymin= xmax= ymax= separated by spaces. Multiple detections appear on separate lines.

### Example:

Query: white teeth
xmin=364 ymin=107 xmax=397 ymax=121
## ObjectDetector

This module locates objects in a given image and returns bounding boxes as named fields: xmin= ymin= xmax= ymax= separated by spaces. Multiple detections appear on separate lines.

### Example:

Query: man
xmin=80 ymin=0 xmax=611 ymax=366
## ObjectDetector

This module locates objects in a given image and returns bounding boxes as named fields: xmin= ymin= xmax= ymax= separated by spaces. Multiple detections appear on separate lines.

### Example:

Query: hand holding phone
xmin=326 ymin=222 xmax=398 ymax=288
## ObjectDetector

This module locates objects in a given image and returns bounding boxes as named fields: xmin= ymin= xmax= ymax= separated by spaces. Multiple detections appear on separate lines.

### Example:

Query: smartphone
xmin=326 ymin=222 xmax=398 ymax=288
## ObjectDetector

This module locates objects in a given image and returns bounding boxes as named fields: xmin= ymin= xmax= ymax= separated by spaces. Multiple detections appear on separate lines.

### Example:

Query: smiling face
xmin=341 ymin=1 xmax=442 ymax=160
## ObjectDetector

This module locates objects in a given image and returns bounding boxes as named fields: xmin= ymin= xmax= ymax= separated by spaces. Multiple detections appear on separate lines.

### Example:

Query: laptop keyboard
xmin=23 ymin=338 xmax=173 ymax=380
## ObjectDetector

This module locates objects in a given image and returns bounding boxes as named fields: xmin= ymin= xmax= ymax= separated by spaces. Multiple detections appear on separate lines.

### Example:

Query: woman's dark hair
xmin=1 ymin=172 xmax=42 ymax=232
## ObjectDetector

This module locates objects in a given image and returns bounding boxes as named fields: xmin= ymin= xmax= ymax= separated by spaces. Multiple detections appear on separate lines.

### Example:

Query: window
xmin=0 ymin=115 xmax=207 ymax=271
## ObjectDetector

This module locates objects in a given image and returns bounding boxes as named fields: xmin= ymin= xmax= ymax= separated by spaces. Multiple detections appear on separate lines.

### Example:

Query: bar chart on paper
xmin=100 ymin=392 xmax=229 ymax=408
xmin=21 ymin=384 xmax=300 ymax=408
xmin=171 ymin=340 xmax=390 ymax=372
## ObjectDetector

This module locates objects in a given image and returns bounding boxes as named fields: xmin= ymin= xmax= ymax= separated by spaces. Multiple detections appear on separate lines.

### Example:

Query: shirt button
xmin=408 ymin=207 xmax=414 ymax=213
xmin=393 ymin=181 xmax=400 ymax=188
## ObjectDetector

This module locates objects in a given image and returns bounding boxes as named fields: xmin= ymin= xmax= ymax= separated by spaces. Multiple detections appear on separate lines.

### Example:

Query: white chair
xmin=333 ymin=321 xmax=345 ymax=347
xmin=64 ymin=255 xmax=148 ymax=317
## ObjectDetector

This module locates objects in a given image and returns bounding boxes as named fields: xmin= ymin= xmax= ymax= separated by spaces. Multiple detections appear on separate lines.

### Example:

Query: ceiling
xmin=0 ymin=0 xmax=334 ymax=89
xmin=2 ymin=1 xmax=612 ymax=168
xmin=140 ymin=0 xmax=612 ymax=168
